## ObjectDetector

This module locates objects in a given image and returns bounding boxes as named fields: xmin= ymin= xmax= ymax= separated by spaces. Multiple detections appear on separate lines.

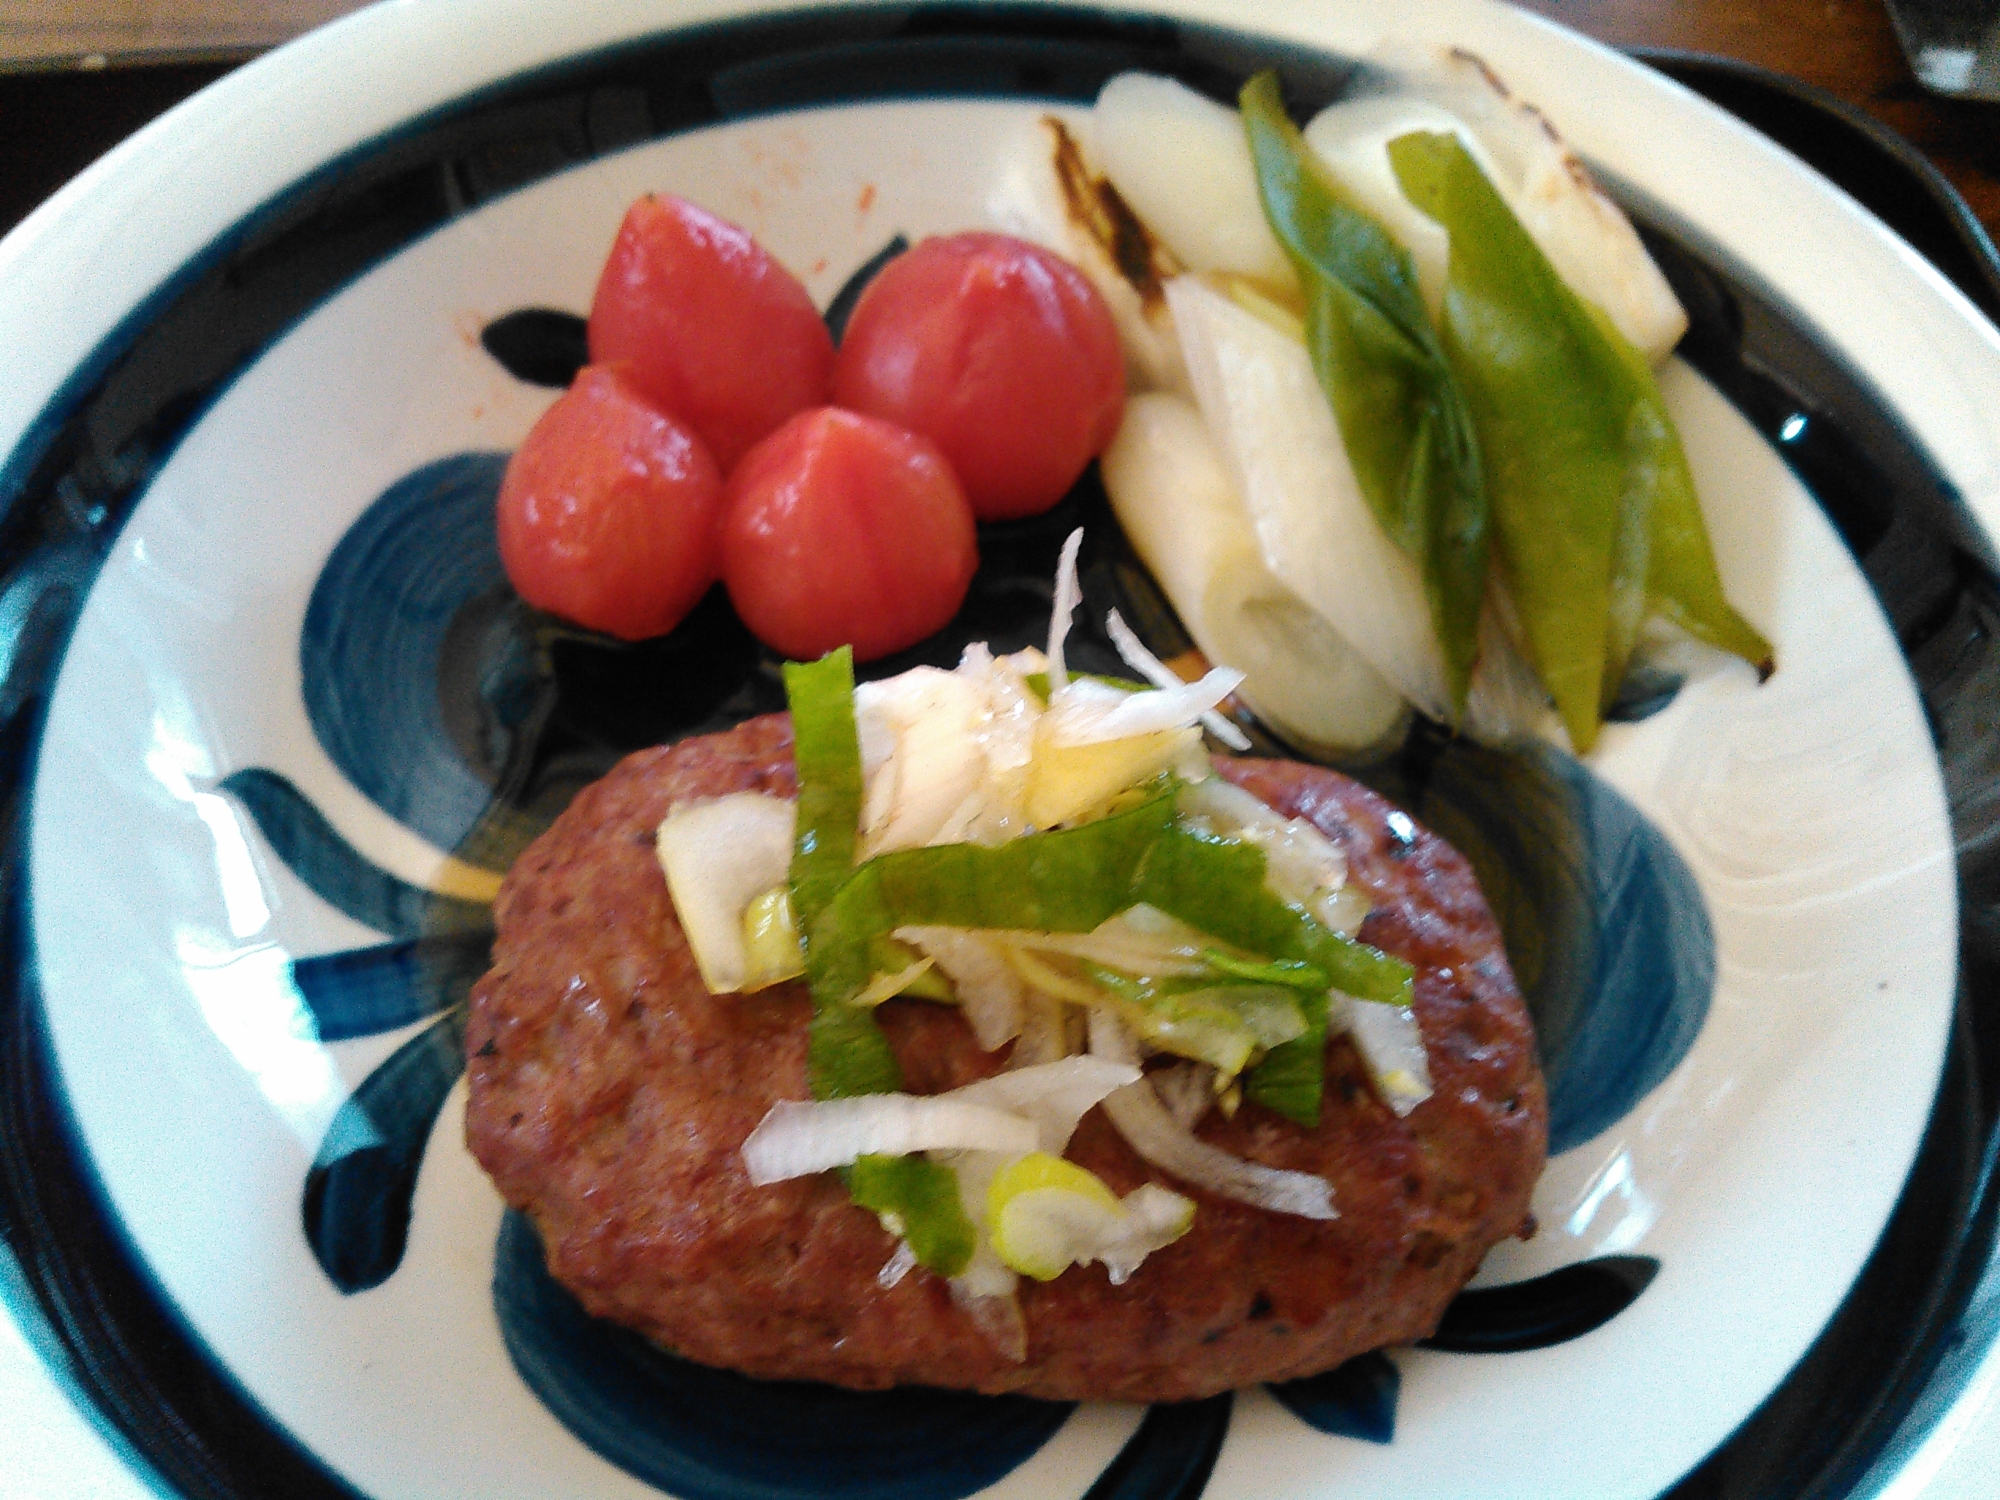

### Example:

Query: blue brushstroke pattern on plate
xmin=0 ymin=9 xmax=1992 ymax=1500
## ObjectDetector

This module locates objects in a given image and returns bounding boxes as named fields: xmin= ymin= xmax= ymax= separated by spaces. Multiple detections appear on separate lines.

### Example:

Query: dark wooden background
xmin=1516 ymin=0 xmax=2000 ymax=236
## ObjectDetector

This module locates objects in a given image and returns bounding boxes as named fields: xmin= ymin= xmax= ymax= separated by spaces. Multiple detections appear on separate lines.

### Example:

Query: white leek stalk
xmin=1337 ymin=46 xmax=1688 ymax=363
xmin=1166 ymin=275 xmax=1451 ymax=721
xmin=1100 ymin=391 xmax=1406 ymax=753
xmin=1034 ymin=115 xmax=1193 ymax=397
xmin=1301 ymin=94 xmax=1507 ymax=320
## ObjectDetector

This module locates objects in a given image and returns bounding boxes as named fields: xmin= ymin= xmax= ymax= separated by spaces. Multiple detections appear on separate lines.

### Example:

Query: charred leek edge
xmin=1385 ymin=130 xmax=1771 ymax=751
xmin=1239 ymin=70 xmax=1488 ymax=713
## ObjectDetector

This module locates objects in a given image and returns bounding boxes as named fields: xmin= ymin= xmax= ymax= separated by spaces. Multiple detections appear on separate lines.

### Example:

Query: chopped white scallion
xmin=741 ymin=1058 xmax=1136 ymax=1185
xmin=950 ymin=1269 xmax=1027 ymax=1363
xmin=1040 ymin=671 xmax=1243 ymax=746
xmin=740 ymin=1097 xmax=1038 ymax=1185
xmin=992 ymin=917 xmax=1212 ymax=979
xmin=1105 ymin=607 xmax=1252 ymax=749
xmin=947 ymin=1055 xmax=1141 ymax=1154
xmin=1101 ymin=1185 xmax=1200 ymax=1284
xmin=1100 ymin=1077 xmax=1338 ymax=1220
xmin=1088 ymin=1003 xmax=1141 ymax=1065
xmin=877 ymin=1241 xmax=919 ymax=1290
xmin=1338 ymin=993 xmax=1434 ymax=1117
xmin=655 ymin=793 xmax=798 ymax=994
xmin=1150 ymin=1061 xmax=1219 ymax=1131
xmin=949 ymin=643 xmax=1042 ymax=844
xmin=1046 ymin=527 xmax=1086 ymax=690
xmin=986 ymin=1155 xmax=1194 ymax=1284
xmin=896 ymin=927 xmax=1025 ymax=1050
xmin=1088 ymin=1008 xmax=1337 ymax=1219
xmin=1010 ymin=994 xmax=1073 ymax=1069
xmin=853 ymin=667 xmax=992 ymax=857
xmin=849 ymin=957 xmax=937 ymax=1009
xmin=1006 ymin=946 xmax=1111 ymax=1008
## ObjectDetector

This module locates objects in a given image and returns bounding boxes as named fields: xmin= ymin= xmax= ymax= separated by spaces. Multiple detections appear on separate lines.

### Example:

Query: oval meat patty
xmin=464 ymin=714 xmax=1547 ymax=1403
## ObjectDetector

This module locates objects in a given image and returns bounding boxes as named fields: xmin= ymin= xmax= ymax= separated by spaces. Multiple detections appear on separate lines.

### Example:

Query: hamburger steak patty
xmin=464 ymin=714 xmax=1547 ymax=1403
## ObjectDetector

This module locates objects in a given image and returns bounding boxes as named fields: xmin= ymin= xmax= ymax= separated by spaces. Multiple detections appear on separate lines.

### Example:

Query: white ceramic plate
xmin=3 ymin=4 xmax=1998 ymax=1499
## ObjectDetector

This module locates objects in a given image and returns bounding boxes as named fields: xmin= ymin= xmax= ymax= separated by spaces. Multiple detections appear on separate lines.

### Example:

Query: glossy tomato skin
xmin=497 ymin=365 xmax=725 ymax=642
xmin=588 ymin=194 xmax=834 ymax=471
xmin=720 ymin=408 xmax=978 ymax=662
xmin=831 ymin=231 xmax=1125 ymax=520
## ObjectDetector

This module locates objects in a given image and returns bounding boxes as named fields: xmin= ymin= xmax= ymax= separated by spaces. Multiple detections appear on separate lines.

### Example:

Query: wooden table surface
xmin=3 ymin=0 xmax=1997 ymax=246
xmin=1517 ymin=0 xmax=2000 ymax=239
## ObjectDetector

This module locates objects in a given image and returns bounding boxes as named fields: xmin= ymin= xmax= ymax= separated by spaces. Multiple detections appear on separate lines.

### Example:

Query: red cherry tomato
xmin=720 ymin=408 xmax=978 ymax=661
xmin=588 ymin=194 xmax=834 ymax=471
xmin=497 ymin=365 xmax=725 ymax=641
xmin=830 ymin=231 xmax=1125 ymax=520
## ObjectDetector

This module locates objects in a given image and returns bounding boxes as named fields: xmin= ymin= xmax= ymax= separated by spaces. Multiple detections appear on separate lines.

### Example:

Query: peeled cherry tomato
xmin=720 ymin=408 xmax=978 ymax=661
xmin=588 ymin=194 xmax=834 ymax=471
xmin=497 ymin=365 xmax=724 ymax=641
xmin=830 ymin=232 xmax=1125 ymax=520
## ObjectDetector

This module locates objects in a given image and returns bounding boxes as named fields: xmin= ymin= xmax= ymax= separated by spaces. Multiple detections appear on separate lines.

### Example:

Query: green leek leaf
xmin=1240 ymin=71 xmax=1488 ymax=711
xmin=1201 ymin=951 xmax=1329 ymax=991
xmin=847 ymin=1155 xmax=977 ymax=1277
xmin=784 ymin=649 xmax=864 ymax=928
xmin=1601 ymin=324 xmax=1776 ymax=673
xmin=784 ymin=648 xmax=900 ymax=1100
xmin=1133 ymin=826 xmax=1411 ymax=1005
xmin=807 ymin=999 xmax=902 ymax=1101
xmin=1131 ymin=823 xmax=1411 ymax=1125
xmin=1385 ymin=131 xmax=1770 ymax=751
xmin=807 ymin=790 xmax=1180 ymax=1029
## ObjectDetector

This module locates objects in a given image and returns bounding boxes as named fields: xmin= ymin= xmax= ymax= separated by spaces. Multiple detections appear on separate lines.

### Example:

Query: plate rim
xmin=0 ymin=2 xmax=1995 ymax=1498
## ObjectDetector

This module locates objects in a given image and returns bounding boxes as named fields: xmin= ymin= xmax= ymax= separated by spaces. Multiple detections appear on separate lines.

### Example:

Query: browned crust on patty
xmin=464 ymin=714 xmax=1547 ymax=1402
